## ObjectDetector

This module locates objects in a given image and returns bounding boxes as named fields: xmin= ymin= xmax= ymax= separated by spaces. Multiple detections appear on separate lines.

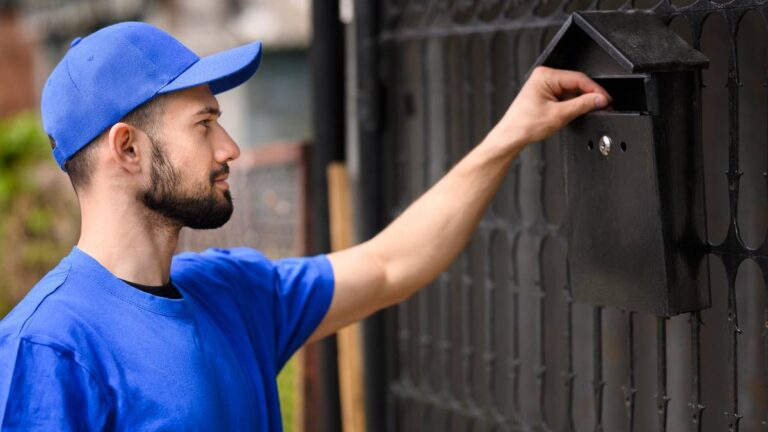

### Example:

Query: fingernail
xmin=594 ymin=94 xmax=608 ymax=109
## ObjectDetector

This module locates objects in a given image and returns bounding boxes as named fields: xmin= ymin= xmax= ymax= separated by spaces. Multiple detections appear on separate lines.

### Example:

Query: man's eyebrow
xmin=194 ymin=106 xmax=222 ymax=117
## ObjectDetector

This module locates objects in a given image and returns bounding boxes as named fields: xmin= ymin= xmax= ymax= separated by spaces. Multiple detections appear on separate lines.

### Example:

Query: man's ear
xmin=106 ymin=122 xmax=144 ymax=173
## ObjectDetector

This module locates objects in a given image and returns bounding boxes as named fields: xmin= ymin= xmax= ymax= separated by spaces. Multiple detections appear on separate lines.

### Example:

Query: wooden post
xmin=327 ymin=162 xmax=366 ymax=432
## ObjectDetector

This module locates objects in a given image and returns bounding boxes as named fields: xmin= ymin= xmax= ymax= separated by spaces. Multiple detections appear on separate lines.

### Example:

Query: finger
xmin=548 ymin=70 xmax=612 ymax=103
xmin=557 ymin=92 xmax=609 ymax=121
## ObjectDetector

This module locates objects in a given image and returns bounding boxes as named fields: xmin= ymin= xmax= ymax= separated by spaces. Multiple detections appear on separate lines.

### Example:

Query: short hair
xmin=49 ymin=94 xmax=168 ymax=192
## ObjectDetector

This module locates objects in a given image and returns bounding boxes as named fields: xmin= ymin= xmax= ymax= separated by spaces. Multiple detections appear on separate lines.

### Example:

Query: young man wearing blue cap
xmin=0 ymin=22 xmax=610 ymax=430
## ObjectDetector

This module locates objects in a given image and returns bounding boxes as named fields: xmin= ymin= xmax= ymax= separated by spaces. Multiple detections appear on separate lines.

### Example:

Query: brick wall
xmin=0 ymin=8 xmax=36 ymax=117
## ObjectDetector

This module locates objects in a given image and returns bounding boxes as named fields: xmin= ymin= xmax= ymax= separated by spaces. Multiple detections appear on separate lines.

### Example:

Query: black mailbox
xmin=532 ymin=11 xmax=711 ymax=316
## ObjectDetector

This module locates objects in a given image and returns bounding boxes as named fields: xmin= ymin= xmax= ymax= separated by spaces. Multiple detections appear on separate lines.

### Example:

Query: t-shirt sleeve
xmin=272 ymin=255 xmax=335 ymax=370
xmin=173 ymin=247 xmax=335 ymax=372
xmin=0 ymin=339 xmax=112 ymax=430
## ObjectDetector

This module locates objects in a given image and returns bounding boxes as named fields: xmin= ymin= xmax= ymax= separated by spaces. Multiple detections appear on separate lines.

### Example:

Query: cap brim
xmin=158 ymin=41 xmax=262 ymax=95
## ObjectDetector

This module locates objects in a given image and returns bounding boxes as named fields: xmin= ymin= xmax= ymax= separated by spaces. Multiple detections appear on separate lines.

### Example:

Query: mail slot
xmin=531 ymin=11 xmax=712 ymax=316
xmin=592 ymin=76 xmax=648 ymax=112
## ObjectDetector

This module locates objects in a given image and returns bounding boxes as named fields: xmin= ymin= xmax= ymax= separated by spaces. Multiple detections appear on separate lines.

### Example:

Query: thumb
xmin=559 ymin=92 xmax=608 ymax=121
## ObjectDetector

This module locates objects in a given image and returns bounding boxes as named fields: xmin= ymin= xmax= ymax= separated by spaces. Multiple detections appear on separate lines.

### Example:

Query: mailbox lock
xmin=599 ymin=135 xmax=612 ymax=156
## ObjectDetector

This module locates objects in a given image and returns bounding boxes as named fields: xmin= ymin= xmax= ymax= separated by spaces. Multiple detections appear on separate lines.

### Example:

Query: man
xmin=0 ymin=22 xmax=610 ymax=430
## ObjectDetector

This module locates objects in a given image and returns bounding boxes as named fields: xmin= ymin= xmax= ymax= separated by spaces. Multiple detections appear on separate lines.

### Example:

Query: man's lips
xmin=214 ymin=176 xmax=229 ymax=188
xmin=211 ymin=164 xmax=230 ymax=186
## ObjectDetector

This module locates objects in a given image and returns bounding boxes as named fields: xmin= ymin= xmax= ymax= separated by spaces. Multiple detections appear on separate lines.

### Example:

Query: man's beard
xmin=139 ymin=139 xmax=233 ymax=230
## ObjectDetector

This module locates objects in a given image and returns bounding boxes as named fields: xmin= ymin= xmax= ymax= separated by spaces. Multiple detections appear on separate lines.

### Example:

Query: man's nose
xmin=214 ymin=125 xmax=241 ymax=163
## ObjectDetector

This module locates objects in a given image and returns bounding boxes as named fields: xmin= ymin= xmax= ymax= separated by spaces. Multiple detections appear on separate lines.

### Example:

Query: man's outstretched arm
xmin=309 ymin=67 xmax=611 ymax=342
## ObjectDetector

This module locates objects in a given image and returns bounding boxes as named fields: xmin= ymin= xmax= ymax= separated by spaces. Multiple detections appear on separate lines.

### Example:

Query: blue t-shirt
xmin=0 ymin=246 xmax=335 ymax=430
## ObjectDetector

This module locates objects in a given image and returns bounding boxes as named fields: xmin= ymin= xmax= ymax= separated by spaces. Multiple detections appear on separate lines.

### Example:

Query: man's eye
xmin=199 ymin=119 xmax=211 ymax=128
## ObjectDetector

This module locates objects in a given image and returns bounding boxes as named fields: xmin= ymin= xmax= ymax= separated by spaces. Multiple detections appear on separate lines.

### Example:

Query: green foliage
xmin=0 ymin=113 xmax=78 ymax=316
xmin=0 ymin=112 xmax=50 ymax=208
xmin=278 ymin=357 xmax=298 ymax=432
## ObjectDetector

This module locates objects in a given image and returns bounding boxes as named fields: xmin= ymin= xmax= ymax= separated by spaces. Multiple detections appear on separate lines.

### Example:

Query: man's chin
xmin=186 ymin=199 xmax=233 ymax=230
xmin=143 ymin=197 xmax=234 ymax=230
xmin=183 ymin=210 xmax=233 ymax=230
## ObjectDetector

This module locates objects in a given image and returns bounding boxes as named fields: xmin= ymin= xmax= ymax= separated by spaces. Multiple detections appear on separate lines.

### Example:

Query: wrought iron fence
xmin=357 ymin=0 xmax=768 ymax=430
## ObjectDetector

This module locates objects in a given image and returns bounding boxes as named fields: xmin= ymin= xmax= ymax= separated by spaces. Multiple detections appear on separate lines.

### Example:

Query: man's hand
xmin=308 ymin=68 xmax=610 ymax=342
xmin=488 ymin=66 xmax=611 ymax=150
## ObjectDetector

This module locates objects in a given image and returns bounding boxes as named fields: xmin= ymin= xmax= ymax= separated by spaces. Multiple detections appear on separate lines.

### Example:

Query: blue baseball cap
xmin=41 ymin=22 xmax=263 ymax=170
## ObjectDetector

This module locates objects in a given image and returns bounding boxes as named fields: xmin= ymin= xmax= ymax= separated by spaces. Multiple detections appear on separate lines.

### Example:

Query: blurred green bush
xmin=0 ymin=113 xmax=79 ymax=315
xmin=0 ymin=113 xmax=48 ymax=205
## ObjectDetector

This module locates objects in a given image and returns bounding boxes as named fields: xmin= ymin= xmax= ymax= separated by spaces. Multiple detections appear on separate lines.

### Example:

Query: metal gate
xmin=355 ymin=0 xmax=768 ymax=430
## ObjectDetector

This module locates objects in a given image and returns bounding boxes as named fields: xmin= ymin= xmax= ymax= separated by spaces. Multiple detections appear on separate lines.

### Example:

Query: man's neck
xmin=76 ymin=197 xmax=182 ymax=286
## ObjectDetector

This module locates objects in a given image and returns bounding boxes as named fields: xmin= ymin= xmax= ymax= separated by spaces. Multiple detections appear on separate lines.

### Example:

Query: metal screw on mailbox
xmin=599 ymin=135 xmax=612 ymax=156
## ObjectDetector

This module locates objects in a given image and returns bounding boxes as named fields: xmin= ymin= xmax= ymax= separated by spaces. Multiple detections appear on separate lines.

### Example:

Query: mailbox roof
xmin=535 ymin=11 xmax=709 ymax=73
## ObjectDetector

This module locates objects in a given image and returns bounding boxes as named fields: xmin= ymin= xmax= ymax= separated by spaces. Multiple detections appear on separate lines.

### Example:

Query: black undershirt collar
xmin=119 ymin=278 xmax=183 ymax=299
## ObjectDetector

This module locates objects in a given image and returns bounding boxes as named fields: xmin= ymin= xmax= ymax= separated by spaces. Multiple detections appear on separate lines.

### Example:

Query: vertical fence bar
xmin=353 ymin=4 xmax=391 ymax=431
xmin=461 ymin=257 xmax=476 ymax=427
xmin=395 ymin=34 xmax=415 ymax=430
xmin=656 ymin=317 xmax=669 ymax=432
xmin=763 ymin=265 xmax=768 ymax=429
xmin=725 ymin=10 xmax=744 ymax=431
xmin=594 ymin=306 xmax=605 ymax=432
xmin=724 ymin=256 xmax=743 ymax=431
xmin=689 ymin=311 xmax=704 ymax=430
xmin=459 ymin=34 xmax=479 ymax=429
xmin=564 ymin=260 xmax=576 ymax=432
xmin=447 ymin=35 xmax=465 ymax=430
xmin=396 ymin=297 xmax=412 ymax=429
xmin=510 ymin=233 xmax=523 ymax=423
xmin=622 ymin=311 xmax=637 ymax=432
xmin=483 ymin=235 xmax=496 ymax=428
xmin=482 ymin=31 xmax=504 ymax=429
xmin=508 ymin=30 xmax=524 ymax=428
xmin=417 ymin=35 xmax=434 ymax=432
xmin=436 ymin=34 xmax=455 ymax=431
xmin=763 ymin=53 xmax=768 ymax=432
xmin=686 ymin=13 xmax=706 ymax=432
xmin=310 ymin=3 xmax=345 ymax=430
xmin=535 ymin=237 xmax=549 ymax=429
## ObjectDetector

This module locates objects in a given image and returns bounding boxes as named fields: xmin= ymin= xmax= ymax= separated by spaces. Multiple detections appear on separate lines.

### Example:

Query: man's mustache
xmin=210 ymin=164 xmax=230 ymax=183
